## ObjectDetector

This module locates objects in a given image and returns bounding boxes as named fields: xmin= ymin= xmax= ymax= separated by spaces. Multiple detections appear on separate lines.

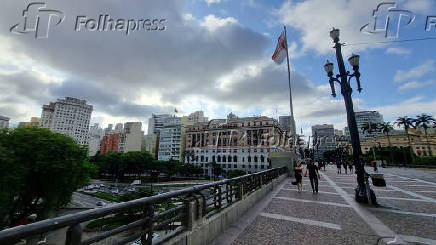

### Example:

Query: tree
xmin=396 ymin=116 xmax=415 ymax=162
xmin=0 ymin=127 xmax=94 ymax=229
xmin=379 ymin=122 xmax=394 ymax=164
xmin=414 ymin=114 xmax=435 ymax=156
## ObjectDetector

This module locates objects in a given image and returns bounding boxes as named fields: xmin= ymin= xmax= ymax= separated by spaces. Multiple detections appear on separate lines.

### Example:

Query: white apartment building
xmin=312 ymin=124 xmax=336 ymax=161
xmin=344 ymin=111 xmax=384 ymax=142
xmin=148 ymin=114 xmax=172 ymax=135
xmin=0 ymin=115 xmax=10 ymax=129
xmin=158 ymin=116 xmax=182 ymax=161
xmin=142 ymin=134 xmax=158 ymax=158
xmin=40 ymin=97 xmax=93 ymax=145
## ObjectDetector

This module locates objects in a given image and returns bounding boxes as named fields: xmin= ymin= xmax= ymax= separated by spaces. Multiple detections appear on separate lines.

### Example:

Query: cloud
xmin=394 ymin=60 xmax=435 ymax=82
xmin=371 ymin=97 xmax=436 ymax=122
xmin=398 ymin=80 xmax=436 ymax=90
xmin=274 ymin=0 xmax=392 ymax=55
xmin=205 ymin=0 xmax=222 ymax=6
xmin=385 ymin=47 xmax=411 ymax=55
xmin=200 ymin=15 xmax=238 ymax=32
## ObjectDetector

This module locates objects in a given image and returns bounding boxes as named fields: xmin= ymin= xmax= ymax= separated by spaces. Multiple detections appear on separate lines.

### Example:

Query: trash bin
xmin=370 ymin=174 xmax=386 ymax=187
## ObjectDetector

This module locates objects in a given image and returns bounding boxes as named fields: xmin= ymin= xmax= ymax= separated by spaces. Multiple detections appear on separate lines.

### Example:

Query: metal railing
xmin=0 ymin=167 xmax=287 ymax=245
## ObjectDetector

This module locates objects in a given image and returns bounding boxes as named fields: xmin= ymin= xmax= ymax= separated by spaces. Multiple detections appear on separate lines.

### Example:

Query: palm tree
xmin=395 ymin=116 xmax=415 ymax=162
xmin=414 ymin=114 xmax=435 ymax=156
xmin=362 ymin=122 xmax=380 ymax=161
xmin=379 ymin=122 xmax=394 ymax=164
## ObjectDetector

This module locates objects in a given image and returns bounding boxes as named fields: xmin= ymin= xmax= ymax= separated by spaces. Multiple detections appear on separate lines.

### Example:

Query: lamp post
xmin=324 ymin=28 xmax=374 ymax=204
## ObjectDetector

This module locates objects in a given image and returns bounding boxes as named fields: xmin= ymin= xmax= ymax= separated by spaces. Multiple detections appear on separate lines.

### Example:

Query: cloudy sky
xmin=1 ymin=0 xmax=435 ymax=137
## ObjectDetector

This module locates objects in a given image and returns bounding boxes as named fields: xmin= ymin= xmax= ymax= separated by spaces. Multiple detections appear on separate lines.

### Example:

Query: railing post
xmin=65 ymin=223 xmax=82 ymax=245
xmin=183 ymin=197 xmax=201 ymax=230
xmin=141 ymin=204 xmax=154 ymax=245
xmin=236 ymin=180 xmax=244 ymax=200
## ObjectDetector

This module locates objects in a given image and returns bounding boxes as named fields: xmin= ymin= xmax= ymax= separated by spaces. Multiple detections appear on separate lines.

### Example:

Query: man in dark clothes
xmin=305 ymin=160 xmax=320 ymax=194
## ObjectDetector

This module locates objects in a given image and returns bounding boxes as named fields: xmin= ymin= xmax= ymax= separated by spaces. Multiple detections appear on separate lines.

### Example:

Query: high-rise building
xmin=344 ymin=111 xmax=384 ymax=142
xmin=0 ymin=115 xmax=9 ymax=129
xmin=312 ymin=124 xmax=336 ymax=161
xmin=142 ymin=134 xmax=158 ymax=158
xmin=279 ymin=115 xmax=296 ymax=136
xmin=184 ymin=116 xmax=288 ymax=175
xmin=187 ymin=111 xmax=208 ymax=123
xmin=148 ymin=114 xmax=172 ymax=135
xmin=88 ymin=123 xmax=103 ymax=156
xmin=158 ymin=116 xmax=182 ymax=161
xmin=122 ymin=122 xmax=143 ymax=152
xmin=114 ymin=123 xmax=124 ymax=133
xmin=100 ymin=134 xmax=120 ymax=154
xmin=18 ymin=117 xmax=41 ymax=128
xmin=40 ymin=97 xmax=93 ymax=145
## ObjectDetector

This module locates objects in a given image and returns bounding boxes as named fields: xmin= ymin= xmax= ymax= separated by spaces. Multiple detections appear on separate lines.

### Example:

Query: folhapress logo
xmin=10 ymin=2 xmax=65 ymax=39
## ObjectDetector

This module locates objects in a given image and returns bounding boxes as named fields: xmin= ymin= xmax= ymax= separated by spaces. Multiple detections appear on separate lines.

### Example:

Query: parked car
xmin=96 ymin=201 xmax=106 ymax=207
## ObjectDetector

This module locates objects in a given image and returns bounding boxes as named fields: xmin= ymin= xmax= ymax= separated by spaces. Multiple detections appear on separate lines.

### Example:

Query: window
xmin=248 ymin=156 xmax=251 ymax=162
xmin=228 ymin=155 xmax=232 ymax=162
xmin=234 ymin=164 xmax=237 ymax=168
xmin=217 ymin=155 xmax=221 ymax=162
xmin=254 ymin=156 xmax=258 ymax=163
xmin=223 ymin=156 xmax=226 ymax=162
xmin=212 ymin=155 xmax=215 ymax=162
xmin=228 ymin=164 xmax=231 ymax=168
xmin=201 ymin=156 xmax=204 ymax=162
xmin=233 ymin=155 xmax=237 ymax=162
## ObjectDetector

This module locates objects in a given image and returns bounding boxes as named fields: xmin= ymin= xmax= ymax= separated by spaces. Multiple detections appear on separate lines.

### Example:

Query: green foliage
xmin=226 ymin=170 xmax=246 ymax=179
xmin=363 ymin=146 xmax=414 ymax=165
xmin=0 ymin=127 xmax=93 ymax=229
xmin=413 ymin=156 xmax=436 ymax=166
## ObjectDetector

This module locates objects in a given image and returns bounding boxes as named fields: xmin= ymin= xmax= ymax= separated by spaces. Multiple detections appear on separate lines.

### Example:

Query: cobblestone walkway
xmin=214 ymin=166 xmax=436 ymax=245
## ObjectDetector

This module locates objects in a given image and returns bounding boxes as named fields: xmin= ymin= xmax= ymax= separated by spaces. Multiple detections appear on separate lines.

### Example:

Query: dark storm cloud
xmin=0 ymin=71 xmax=50 ymax=104
xmin=50 ymin=78 xmax=172 ymax=117
xmin=1 ymin=0 xmax=338 ymax=123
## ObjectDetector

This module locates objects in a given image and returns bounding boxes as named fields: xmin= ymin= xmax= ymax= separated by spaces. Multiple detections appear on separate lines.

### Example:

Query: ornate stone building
xmin=184 ymin=116 xmax=289 ymax=176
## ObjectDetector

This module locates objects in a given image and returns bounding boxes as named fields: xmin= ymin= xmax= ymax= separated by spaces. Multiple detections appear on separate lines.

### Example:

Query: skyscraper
xmin=40 ymin=97 xmax=93 ymax=145
xmin=312 ymin=124 xmax=336 ymax=161
xmin=148 ymin=114 xmax=172 ymax=135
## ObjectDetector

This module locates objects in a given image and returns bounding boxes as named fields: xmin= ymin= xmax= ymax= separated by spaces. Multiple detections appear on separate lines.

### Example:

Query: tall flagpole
xmin=284 ymin=26 xmax=296 ymax=147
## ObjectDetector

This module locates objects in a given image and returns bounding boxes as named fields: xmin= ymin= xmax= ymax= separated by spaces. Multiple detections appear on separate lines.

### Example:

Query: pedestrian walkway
xmin=213 ymin=166 xmax=436 ymax=245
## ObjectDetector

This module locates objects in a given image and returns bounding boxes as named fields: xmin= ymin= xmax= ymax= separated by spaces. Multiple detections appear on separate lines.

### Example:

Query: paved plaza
xmin=213 ymin=166 xmax=436 ymax=245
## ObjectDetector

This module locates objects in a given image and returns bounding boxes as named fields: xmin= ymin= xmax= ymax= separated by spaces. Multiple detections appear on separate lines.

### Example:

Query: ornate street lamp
xmin=324 ymin=28 xmax=375 ymax=204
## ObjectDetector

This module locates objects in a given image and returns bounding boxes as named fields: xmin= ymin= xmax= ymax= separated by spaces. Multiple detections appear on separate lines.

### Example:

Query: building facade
xmin=187 ymin=111 xmax=208 ymax=123
xmin=312 ymin=124 xmax=336 ymax=160
xmin=362 ymin=128 xmax=436 ymax=157
xmin=40 ymin=97 xmax=93 ymax=145
xmin=142 ymin=134 xmax=158 ymax=158
xmin=345 ymin=111 xmax=384 ymax=142
xmin=88 ymin=123 xmax=103 ymax=156
xmin=0 ymin=115 xmax=9 ymax=129
xmin=123 ymin=122 xmax=143 ymax=152
xmin=147 ymin=114 xmax=172 ymax=135
xmin=100 ymin=134 xmax=120 ymax=155
xmin=158 ymin=117 xmax=182 ymax=161
xmin=184 ymin=116 xmax=288 ymax=175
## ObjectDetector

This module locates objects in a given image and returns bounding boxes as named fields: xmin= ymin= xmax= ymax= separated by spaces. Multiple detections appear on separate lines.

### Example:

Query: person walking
xmin=305 ymin=160 xmax=320 ymax=194
xmin=336 ymin=161 xmax=342 ymax=174
xmin=294 ymin=161 xmax=303 ymax=192
xmin=343 ymin=161 xmax=348 ymax=174
xmin=348 ymin=161 xmax=353 ymax=173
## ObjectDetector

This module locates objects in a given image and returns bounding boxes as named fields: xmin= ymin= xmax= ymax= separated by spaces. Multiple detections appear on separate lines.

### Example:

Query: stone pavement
xmin=213 ymin=166 xmax=436 ymax=245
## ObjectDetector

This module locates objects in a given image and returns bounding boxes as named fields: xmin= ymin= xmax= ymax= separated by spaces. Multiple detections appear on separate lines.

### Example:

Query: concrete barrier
xmin=165 ymin=174 xmax=287 ymax=245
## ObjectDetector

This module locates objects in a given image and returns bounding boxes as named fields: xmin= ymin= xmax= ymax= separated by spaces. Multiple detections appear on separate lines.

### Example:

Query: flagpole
xmin=284 ymin=26 xmax=296 ymax=146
